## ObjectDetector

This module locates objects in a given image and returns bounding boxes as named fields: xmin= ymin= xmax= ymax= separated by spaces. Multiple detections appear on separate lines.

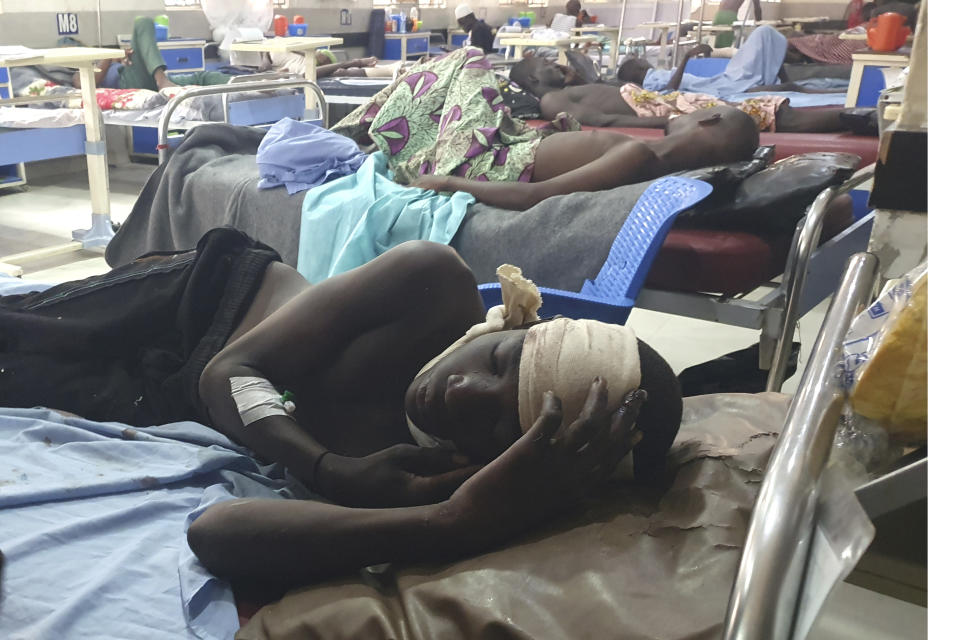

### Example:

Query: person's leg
xmin=712 ymin=9 xmax=739 ymax=49
xmin=169 ymin=71 xmax=232 ymax=86
xmin=118 ymin=16 xmax=169 ymax=90
xmin=774 ymin=103 xmax=846 ymax=132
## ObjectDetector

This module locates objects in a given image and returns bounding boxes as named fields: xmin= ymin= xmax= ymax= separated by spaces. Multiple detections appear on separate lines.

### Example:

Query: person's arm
xmin=539 ymin=91 xmax=668 ymax=129
xmin=189 ymin=381 xmax=646 ymax=587
xmin=665 ymin=43 xmax=712 ymax=91
xmin=199 ymin=247 xmax=484 ymax=506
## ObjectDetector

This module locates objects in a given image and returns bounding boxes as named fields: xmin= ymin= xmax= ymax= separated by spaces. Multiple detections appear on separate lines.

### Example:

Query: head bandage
xmin=407 ymin=265 xmax=642 ymax=445
xmin=518 ymin=318 xmax=642 ymax=432
xmin=407 ymin=265 xmax=540 ymax=447
xmin=454 ymin=3 xmax=474 ymax=20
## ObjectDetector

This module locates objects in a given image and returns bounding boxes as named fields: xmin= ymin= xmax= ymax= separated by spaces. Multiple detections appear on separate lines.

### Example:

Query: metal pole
xmin=96 ymin=0 xmax=103 ymax=46
xmin=724 ymin=252 xmax=880 ymax=640
xmin=615 ymin=0 xmax=629 ymax=72
xmin=766 ymin=166 xmax=876 ymax=391
xmin=672 ymin=0 xmax=685 ymax=68
xmin=696 ymin=0 xmax=705 ymax=44
xmin=157 ymin=79 xmax=328 ymax=164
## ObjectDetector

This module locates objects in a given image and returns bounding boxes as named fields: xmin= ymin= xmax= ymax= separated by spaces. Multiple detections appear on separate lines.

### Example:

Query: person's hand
xmin=445 ymin=378 xmax=646 ymax=547
xmin=354 ymin=56 xmax=378 ymax=68
xmin=687 ymin=44 xmax=713 ymax=59
xmin=123 ymin=48 xmax=134 ymax=66
xmin=410 ymin=175 xmax=451 ymax=193
xmin=316 ymin=444 xmax=482 ymax=508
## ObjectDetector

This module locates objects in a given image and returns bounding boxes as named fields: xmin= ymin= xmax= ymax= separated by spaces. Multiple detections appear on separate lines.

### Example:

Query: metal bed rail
xmin=157 ymin=78 xmax=328 ymax=164
xmin=722 ymin=251 xmax=880 ymax=640
xmin=766 ymin=165 xmax=876 ymax=391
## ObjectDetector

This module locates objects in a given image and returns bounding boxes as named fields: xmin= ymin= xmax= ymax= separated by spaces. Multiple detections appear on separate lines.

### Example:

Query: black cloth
xmin=0 ymin=228 xmax=280 ymax=427
xmin=368 ymin=9 xmax=386 ymax=59
xmin=469 ymin=20 xmax=496 ymax=54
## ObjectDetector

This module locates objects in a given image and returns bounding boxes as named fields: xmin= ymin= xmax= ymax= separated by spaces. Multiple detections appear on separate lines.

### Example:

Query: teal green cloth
xmin=297 ymin=151 xmax=475 ymax=283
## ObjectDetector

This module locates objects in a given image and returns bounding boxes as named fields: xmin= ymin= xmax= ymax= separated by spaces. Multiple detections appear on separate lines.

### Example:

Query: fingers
xmin=524 ymin=391 xmax=563 ymax=445
xmin=596 ymin=387 xmax=648 ymax=471
xmin=558 ymin=377 xmax=608 ymax=452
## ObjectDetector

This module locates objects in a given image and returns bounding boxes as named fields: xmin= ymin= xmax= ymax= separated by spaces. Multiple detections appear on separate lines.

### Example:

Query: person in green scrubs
xmin=75 ymin=17 xmax=230 ymax=91
xmin=712 ymin=0 xmax=762 ymax=48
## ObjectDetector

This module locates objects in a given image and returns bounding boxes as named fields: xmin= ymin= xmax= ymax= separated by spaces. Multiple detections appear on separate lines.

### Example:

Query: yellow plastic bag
xmin=842 ymin=264 xmax=927 ymax=442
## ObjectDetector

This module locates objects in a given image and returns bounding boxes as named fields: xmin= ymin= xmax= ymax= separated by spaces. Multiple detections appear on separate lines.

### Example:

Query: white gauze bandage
xmin=229 ymin=376 xmax=294 ymax=426
xmin=406 ymin=264 xmax=541 ymax=447
xmin=517 ymin=318 xmax=643 ymax=432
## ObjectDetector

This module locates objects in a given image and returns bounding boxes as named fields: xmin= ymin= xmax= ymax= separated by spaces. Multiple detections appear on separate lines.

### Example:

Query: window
xmin=498 ymin=0 xmax=547 ymax=8
xmin=418 ymin=0 xmax=446 ymax=7
xmin=162 ymin=0 xmax=286 ymax=6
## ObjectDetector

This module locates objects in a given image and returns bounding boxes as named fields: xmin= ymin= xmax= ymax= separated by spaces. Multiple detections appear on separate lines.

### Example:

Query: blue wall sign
xmin=57 ymin=13 xmax=80 ymax=36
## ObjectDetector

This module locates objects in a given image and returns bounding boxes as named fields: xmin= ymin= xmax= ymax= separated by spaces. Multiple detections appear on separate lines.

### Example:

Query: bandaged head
xmin=408 ymin=265 xmax=642 ymax=446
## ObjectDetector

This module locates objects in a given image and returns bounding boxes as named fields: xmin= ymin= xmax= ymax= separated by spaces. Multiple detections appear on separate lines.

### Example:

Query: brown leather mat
xmin=238 ymin=393 xmax=790 ymax=640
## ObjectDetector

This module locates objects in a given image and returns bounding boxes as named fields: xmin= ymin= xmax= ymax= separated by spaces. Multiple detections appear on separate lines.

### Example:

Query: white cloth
xmin=518 ymin=319 xmax=642 ymax=432
xmin=201 ymin=0 xmax=273 ymax=65
xmin=454 ymin=4 xmax=474 ymax=20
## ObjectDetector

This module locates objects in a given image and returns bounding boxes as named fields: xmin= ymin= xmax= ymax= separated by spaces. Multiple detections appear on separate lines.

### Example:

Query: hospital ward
xmin=0 ymin=0 xmax=937 ymax=638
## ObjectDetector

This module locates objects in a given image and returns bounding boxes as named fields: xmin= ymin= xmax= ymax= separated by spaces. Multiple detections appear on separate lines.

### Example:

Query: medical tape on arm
xmin=229 ymin=376 xmax=296 ymax=426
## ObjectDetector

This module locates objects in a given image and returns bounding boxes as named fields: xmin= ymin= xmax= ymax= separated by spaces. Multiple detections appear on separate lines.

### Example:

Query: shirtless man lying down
xmin=0 ymin=230 xmax=682 ymax=588
xmin=411 ymin=105 xmax=759 ymax=210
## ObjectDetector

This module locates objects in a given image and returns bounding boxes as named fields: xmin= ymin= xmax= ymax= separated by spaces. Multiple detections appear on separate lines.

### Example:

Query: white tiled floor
xmin=0 ymin=164 xmax=827 ymax=394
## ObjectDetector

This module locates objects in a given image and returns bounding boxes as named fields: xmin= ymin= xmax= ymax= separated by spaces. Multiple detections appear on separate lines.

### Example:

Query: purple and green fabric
xmin=332 ymin=47 xmax=577 ymax=185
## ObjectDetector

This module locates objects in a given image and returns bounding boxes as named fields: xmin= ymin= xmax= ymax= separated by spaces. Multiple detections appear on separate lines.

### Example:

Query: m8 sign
xmin=57 ymin=13 xmax=80 ymax=36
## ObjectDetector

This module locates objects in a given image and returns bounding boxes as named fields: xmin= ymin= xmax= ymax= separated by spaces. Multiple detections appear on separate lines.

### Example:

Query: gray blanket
xmin=107 ymin=123 xmax=649 ymax=291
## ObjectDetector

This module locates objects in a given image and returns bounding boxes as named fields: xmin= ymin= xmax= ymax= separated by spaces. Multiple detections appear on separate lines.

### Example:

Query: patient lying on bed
xmin=513 ymin=54 xmax=872 ymax=133
xmin=0 ymin=229 xmax=682 ymax=589
xmin=412 ymin=105 xmax=759 ymax=210
xmin=262 ymin=50 xmax=402 ymax=79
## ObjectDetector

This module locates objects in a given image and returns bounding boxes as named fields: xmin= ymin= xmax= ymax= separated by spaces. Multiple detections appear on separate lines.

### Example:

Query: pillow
xmin=496 ymin=75 xmax=541 ymax=120
xmin=676 ymin=151 xmax=862 ymax=234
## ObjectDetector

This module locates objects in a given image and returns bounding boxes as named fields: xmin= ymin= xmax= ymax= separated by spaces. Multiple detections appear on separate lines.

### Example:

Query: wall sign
xmin=57 ymin=13 xmax=80 ymax=36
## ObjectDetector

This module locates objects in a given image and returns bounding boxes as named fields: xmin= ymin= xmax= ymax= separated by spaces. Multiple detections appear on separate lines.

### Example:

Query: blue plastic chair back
xmin=579 ymin=176 xmax=712 ymax=301
xmin=478 ymin=176 xmax=712 ymax=324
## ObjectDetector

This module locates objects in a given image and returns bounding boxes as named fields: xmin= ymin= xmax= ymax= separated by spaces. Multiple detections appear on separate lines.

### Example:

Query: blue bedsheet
xmin=0 ymin=408 xmax=310 ymax=639
xmin=0 ymin=276 xmax=311 ymax=639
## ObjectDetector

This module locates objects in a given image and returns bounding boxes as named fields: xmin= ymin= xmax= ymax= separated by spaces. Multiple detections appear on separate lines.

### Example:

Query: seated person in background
xmin=77 ymin=16 xmax=231 ymax=90
xmin=455 ymin=3 xmax=497 ymax=54
xmin=712 ymin=0 xmax=763 ymax=49
xmin=0 ymin=230 xmax=679 ymax=588
xmin=263 ymin=49 xmax=401 ymax=79
xmin=514 ymin=46 xmax=872 ymax=133
xmin=565 ymin=0 xmax=592 ymax=28
xmin=413 ymin=106 xmax=760 ymax=210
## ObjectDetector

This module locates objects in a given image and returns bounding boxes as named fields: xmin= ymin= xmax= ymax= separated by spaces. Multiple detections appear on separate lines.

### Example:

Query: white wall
xmin=0 ymin=1 xmax=850 ymax=49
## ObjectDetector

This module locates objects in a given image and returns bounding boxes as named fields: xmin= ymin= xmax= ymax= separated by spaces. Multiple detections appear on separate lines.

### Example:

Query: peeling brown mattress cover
xmin=238 ymin=393 xmax=790 ymax=640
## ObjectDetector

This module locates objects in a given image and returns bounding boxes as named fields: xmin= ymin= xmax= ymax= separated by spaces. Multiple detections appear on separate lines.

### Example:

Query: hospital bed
xmin=102 ymin=118 xmax=878 ymax=398
xmin=0 ymin=255 xmax=921 ymax=639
